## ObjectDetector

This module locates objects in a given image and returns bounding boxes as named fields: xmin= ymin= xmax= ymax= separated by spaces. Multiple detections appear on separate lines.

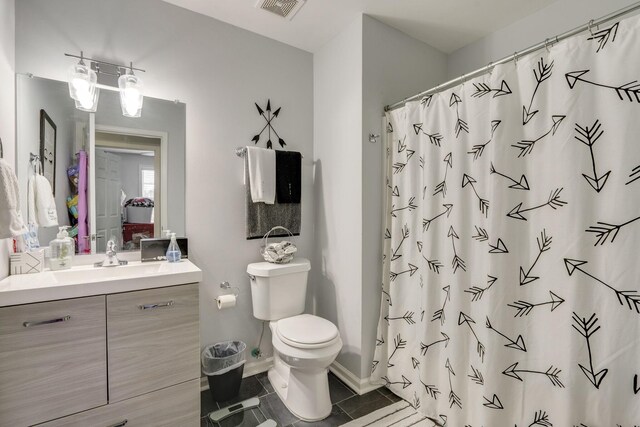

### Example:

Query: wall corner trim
xmin=329 ymin=361 xmax=383 ymax=395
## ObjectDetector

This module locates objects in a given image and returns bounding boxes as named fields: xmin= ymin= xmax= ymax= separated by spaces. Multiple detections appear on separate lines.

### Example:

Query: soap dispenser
xmin=166 ymin=233 xmax=181 ymax=263
xmin=50 ymin=226 xmax=75 ymax=270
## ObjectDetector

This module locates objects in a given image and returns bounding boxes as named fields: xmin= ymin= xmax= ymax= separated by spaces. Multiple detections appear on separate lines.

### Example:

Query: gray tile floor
xmin=201 ymin=372 xmax=401 ymax=427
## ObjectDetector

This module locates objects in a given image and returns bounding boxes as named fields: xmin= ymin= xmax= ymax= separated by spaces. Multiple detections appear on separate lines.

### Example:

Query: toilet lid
xmin=276 ymin=314 xmax=338 ymax=346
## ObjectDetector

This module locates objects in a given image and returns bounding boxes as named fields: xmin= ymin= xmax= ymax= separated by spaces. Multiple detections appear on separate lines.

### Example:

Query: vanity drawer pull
xmin=23 ymin=315 xmax=71 ymax=328
xmin=137 ymin=300 xmax=174 ymax=310
xmin=106 ymin=420 xmax=128 ymax=427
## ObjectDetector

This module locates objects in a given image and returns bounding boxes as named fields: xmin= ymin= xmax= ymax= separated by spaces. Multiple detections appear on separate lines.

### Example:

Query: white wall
xmin=361 ymin=16 xmax=447 ymax=379
xmin=16 ymin=75 xmax=80 ymax=244
xmin=15 ymin=0 xmax=314 ymax=361
xmin=313 ymin=15 xmax=364 ymax=376
xmin=448 ymin=0 xmax=639 ymax=78
xmin=313 ymin=14 xmax=447 ymax=381
xmin=117 ymin=153 xmax=155 ymax=202
xmin=0 ymin=0 xmax=15 ymax=280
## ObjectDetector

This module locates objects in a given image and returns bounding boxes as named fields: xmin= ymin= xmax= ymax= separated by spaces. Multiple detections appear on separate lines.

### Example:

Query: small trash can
xmin=202 ymin=340 xmax=247 ymax=402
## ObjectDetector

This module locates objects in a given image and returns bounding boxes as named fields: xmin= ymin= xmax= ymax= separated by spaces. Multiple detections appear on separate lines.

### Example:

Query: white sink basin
xmin=0 ymin=260 xmax=202 ymax=307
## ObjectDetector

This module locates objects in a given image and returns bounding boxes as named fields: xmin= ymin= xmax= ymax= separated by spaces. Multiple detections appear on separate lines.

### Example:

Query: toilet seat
xmin=276 ymin=314 xmax=339 ymax=349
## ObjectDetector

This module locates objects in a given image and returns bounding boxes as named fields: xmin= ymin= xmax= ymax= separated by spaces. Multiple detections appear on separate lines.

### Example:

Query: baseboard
xmin=200 ymin=357 xmax=274 ymax=391
xmin=329 ymin=361 xmax=383 ymax=395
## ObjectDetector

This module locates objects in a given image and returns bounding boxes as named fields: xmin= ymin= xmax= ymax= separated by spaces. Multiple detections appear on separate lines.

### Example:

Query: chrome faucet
xmin=94 ymin=238 xmax=128 ymax=268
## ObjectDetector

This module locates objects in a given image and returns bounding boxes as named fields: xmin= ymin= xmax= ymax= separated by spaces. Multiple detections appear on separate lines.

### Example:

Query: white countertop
xmin=0 ymin=259 xmax=203 ymax=307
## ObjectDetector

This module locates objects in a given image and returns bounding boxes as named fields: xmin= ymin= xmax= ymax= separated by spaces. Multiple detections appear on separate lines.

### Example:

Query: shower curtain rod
xmin=385 ymin=1 xmax=640 ymax=112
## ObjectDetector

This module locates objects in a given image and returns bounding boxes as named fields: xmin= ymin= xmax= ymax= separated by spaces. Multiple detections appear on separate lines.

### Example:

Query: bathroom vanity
xmin=0 ymin=260 xmax=202 ymax=427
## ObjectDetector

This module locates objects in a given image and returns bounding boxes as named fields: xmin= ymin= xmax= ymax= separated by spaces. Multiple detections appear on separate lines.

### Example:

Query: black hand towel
xmin=275 ymin=150 xmax=302 ymax=203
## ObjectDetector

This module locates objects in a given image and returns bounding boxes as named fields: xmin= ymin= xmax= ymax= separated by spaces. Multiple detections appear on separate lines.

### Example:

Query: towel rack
xmin=30 ymin=153 xmax=43 ymax=175
xmin=235 ymin=146 xmax=304 ymax=158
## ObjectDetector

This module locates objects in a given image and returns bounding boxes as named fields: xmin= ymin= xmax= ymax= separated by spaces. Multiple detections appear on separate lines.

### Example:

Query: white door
xmin=94 ymin=149 xmax=122 ymax=252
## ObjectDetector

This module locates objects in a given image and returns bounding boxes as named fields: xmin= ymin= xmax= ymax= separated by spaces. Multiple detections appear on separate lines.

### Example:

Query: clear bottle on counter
xmin=166 ymin=232 xmax=181 ymax=263
xmin=49 ymin=226 xmax=75 ymax=270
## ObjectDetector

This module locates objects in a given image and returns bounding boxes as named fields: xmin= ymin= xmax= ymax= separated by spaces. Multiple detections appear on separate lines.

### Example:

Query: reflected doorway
xmin=94 ymin=131 xmax=161 ymax=252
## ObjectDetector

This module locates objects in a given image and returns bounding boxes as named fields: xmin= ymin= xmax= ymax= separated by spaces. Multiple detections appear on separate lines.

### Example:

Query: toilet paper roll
xmin=216 ymin=294 xmax=237 ymax=310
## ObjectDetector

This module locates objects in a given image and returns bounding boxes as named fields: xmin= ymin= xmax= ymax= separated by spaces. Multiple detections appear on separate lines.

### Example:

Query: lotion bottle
xmin=166 ymin=233 xmax=181 ymax=263
xmin=50 ymin=226 xmax=75 ymax=270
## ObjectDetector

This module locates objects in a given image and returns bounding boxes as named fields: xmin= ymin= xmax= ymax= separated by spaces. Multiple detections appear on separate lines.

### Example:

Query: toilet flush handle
xmin=248 ymin=274 xmax=256 ymax=281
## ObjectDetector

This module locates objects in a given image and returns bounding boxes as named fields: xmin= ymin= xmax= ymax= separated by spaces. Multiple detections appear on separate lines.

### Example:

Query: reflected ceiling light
xmin=67 ymin=52 xmax=99 ymax=112
xmin=65 ymin=52 xmax=146 ymax=117
xmin=118 ymin=64 xmax=143 ymax=118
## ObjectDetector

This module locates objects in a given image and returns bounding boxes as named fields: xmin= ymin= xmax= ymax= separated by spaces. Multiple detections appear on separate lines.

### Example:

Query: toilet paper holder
xmin=219 ymin=281 xmax=239 ymax=298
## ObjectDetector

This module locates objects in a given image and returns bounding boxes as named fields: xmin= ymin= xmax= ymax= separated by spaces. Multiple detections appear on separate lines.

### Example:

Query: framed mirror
xmin=16 ymin=74 xmax=186 ymax=254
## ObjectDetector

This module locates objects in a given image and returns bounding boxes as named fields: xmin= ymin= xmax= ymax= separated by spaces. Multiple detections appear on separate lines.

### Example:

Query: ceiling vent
xmin=255 ymin=0 xmax=306 ymax=20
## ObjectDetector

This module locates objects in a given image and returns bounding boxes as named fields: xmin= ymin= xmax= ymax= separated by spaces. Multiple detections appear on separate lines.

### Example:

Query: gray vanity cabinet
xmin=0 ymin=296 xmax=108 ymax=427
xmin=107 ymin=283 xmax=200 ymax=402
xmin=0 ymin=283 xmax=200 ymax=427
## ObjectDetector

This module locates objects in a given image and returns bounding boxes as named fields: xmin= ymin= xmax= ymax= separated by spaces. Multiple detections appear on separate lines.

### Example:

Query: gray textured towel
xmin=246 ymin=158 xmax=300 ymax=240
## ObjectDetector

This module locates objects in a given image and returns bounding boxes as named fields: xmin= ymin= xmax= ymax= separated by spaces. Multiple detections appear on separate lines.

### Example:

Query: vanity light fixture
xmin=67 ymin=52 xmax=99 ymax=112
xmin=65 ymin=52 xmax=146 ymax=117
xmin=118 ymin=64 xmax=143 ymax=118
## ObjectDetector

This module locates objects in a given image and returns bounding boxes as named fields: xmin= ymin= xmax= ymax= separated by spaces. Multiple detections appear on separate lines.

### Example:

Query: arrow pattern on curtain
xmin=372 ymin=14 xmax=640 ymax=426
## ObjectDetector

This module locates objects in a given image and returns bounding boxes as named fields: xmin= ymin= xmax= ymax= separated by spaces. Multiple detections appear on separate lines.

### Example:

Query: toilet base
xmin=268 ymin=358 xmax=332 ymax=422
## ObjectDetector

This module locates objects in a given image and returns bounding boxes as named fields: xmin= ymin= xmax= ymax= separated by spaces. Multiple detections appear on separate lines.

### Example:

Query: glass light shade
xmin=68 ymin=63 xmax=98 ymax=111
xmin=74 ymin=87 xmax=100 ymax=113
xmin=118 ymin=73 xmax=144 ymax=118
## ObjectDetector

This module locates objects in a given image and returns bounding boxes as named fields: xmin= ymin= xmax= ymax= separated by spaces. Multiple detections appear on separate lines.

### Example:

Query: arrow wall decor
xmin=566 ymin=70 xmax=640 ymax=103
xmin=251 ymin=99 xmax=286 ymax=149
xmin=512 ymin=115 xmax=566 ymax=157
xmin=574 ymin=120 xmax=611 ymax=193
xmin=564 ymin=258 xmax=640 ymax=314
xmin=523 ymin=58 xmax=554 ymax=125
xmin=572 ymin=312 xmax=608 ymax=389
xmin=468 ymin=120 xmax=501 ymax=161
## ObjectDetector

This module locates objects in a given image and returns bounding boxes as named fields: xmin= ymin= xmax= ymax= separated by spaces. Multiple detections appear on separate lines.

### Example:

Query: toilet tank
xmin=247 ymin=258 xmax=310 ymax=321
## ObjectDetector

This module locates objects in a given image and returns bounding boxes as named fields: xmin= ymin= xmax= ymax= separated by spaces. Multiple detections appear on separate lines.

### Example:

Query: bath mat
xmin=340 ymin=401 xmax=437 ymax=426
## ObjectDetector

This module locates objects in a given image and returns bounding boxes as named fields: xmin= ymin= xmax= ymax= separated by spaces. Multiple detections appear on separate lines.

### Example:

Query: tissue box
xmin=10 ymin=250 xmax=45 ymax=275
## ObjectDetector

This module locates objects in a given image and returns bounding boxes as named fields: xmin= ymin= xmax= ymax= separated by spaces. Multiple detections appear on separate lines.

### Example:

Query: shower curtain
xmin=372 ymin=14 xmax=640 ymax=426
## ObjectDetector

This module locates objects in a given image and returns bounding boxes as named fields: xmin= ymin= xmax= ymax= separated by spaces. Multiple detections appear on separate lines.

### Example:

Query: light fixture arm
xmin=64 ymin=53 xmax=146 ymax=73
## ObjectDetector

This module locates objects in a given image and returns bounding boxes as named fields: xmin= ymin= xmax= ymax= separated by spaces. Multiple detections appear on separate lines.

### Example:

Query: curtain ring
xmin=588 ymin=19 xmax=595 ymax=36
xmin=513 ymin=51 xmax=518 ymax=65
xmin=544 ymin=38 xmax=550 ymax=52
xmin=487 ymin=61 xmax=493 ymax=76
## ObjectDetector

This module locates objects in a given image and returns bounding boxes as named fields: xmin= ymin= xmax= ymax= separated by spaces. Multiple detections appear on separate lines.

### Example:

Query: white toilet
xmin=247 ymin=258 xmax=343 ymax=421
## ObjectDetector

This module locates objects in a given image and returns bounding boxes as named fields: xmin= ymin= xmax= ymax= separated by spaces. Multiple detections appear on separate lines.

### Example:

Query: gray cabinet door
xmin=0 ymin=296 xmax=107 ymax=426
xmin=107 ymin=284 xmax=200 ymax=402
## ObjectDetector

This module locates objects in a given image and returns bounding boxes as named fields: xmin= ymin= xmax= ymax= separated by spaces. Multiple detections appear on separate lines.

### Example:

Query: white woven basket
xmin=260 ymin=226 xmax=297 ymax=264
